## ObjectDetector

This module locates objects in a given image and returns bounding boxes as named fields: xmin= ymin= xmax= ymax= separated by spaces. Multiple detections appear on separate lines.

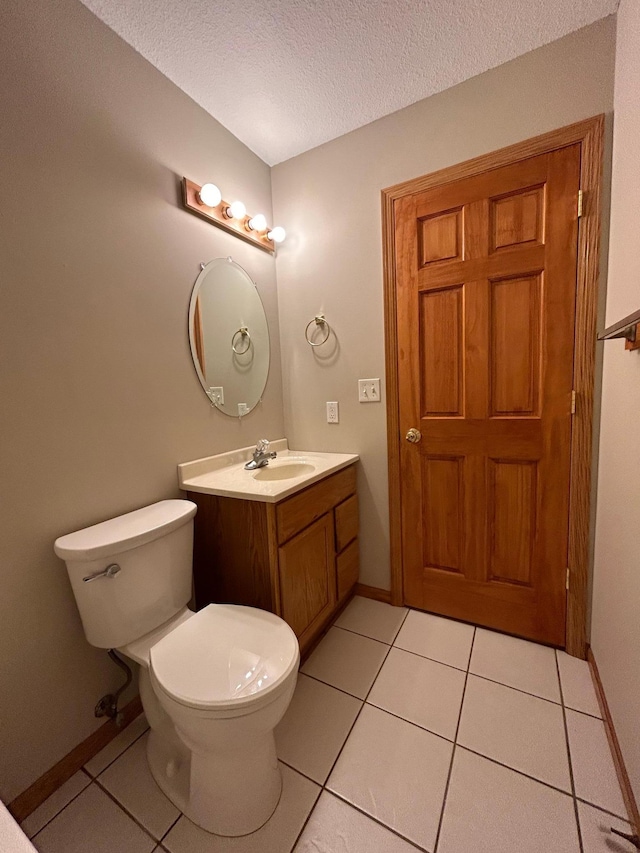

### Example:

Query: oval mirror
xmin=188 ymin=258 xmax=270 ymax=416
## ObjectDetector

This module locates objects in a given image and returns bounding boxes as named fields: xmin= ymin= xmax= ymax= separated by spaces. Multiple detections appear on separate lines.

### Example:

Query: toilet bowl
xmin=54 ymin=500 xmax=299 ymax=837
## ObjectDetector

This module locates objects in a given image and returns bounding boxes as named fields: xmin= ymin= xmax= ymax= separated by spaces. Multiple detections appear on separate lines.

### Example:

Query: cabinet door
xmin=278 ymin=513 xmax=336 ymax=648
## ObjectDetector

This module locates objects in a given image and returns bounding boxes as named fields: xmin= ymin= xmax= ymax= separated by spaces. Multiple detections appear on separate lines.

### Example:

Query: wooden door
xmin=278 ymin=513 xmax=336 ymax=649
xmin=395 ymin=145 xmax=581 ymax=646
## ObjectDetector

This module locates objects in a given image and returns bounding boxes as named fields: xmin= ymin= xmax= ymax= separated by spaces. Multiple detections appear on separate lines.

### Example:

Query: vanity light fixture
xmin=225 ymin=200 xmax=247 ymax=220
xmin=182 ymin=177 xmax=285 ymax=255
xmin=198 ymin=183 xmax=222 ymax=208
xmin=248 ymin=213 xmax=267 ymax=233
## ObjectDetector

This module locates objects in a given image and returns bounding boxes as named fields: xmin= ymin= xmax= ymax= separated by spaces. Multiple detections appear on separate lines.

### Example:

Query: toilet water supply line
xmin=94 ymin=650 xmax=133 ymax=726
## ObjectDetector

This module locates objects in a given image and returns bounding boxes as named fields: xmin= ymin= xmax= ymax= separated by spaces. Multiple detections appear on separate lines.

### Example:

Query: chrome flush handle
xmin=83 ymin=563 xmax=121 ymax=583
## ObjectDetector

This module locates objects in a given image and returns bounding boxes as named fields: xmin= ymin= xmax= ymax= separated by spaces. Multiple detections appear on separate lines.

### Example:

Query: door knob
xmin=406 ymin=428 xmax=422 ymax=444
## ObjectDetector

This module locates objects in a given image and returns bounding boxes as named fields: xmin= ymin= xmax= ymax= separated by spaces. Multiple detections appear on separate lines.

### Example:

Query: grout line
xmin=27 ymin=776 xmax=93 ymax=841
xmin=159 ymin=812 xmax=182 ymax=844
xmin=390 ymin=643 xmax=471 ymax=674
xmin=464 ymin=671 xmax=562 ymax=706
xmin=289 ymin=607 xmax=411 ymax=852
xmin=555 ymin=649 xmax=585 ymax=853
xmin=324 ymin=789 xmax=428 ymax=851
xmin=364 ymin=700 xmax=456 ymax=746
xmin=575 ymin=797 xmax=632 ymax=824
xmin=331 ymin=623 xmax=399 ymax=646
xmin=390 ymin=610 xmax=410 ymax=644
xmin=278 ymin=758 xmax=323 ymax=788
xmin=93 ymin=778 xmax=161 ymax=845
xmin=433 ymin=626 xmax=476 ymax=852
xmin=300 ymin=671 xmax=369 ymax=702
xmin=455 ymin=744 xmax=575 ymax=799
xmin=83 ymin=720 xmax=150 ymax=779
xmin=323 ymin=624 xmax=390 ymax=648
xmin=564 ymin=705 xmax=604 ymax=722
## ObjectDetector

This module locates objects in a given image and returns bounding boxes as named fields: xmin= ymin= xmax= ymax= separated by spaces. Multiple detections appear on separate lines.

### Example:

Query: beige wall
xmin=591 ymin=0 xmax=640 ymax=804
xmin=0 ymin=0 xmax=284 ymax=801
xmin=272 ymin=18 xmax=616 ymax=590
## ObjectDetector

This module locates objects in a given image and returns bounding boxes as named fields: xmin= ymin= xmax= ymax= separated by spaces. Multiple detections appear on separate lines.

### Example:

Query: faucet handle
xmin=256 ymin=438 xmax=270 ymax=453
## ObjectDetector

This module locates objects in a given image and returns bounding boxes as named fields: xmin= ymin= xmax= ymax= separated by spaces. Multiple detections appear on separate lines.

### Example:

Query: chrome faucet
xmin=244 ymin=438 xmax=277 ymax=470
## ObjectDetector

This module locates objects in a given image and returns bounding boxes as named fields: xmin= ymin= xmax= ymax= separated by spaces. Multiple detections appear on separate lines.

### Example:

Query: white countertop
xmin=178 ymin=440 xmax=359 ymax=503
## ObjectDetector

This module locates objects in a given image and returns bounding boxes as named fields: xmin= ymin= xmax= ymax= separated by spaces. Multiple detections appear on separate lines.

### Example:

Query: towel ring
xmin=231 ymin=326 xmax=251 ymax=355
xmin=305 ymin=315 xmax=331 ymax=347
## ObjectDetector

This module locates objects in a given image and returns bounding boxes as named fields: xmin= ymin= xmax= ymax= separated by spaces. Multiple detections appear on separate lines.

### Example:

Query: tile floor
xmin=23 ymin=597 xmax=635 ymax=852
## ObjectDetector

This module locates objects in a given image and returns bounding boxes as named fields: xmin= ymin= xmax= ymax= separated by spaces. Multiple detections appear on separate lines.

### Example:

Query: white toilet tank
xmin=54 ymin=500 xmax=197 ymax=649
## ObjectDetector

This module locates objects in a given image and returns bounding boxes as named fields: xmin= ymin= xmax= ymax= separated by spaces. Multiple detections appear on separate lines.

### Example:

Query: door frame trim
xmin=381 ymin=115 xmax=605 ymax=658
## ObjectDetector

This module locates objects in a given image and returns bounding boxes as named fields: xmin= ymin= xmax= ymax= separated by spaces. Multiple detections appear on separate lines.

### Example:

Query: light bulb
xmin=248 ymin=213 xmax=267 ymax=232
xmin=198 ymin=183 xmax=221 ymax=207
xmin=226 ymin=200 xmax=247 ymax=220
xmin=268 ymin=226 xmax=286 ymax=244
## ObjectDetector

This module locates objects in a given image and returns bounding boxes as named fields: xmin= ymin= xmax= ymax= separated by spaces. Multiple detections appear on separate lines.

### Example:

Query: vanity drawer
xmin=336 ymin=539 xmax=359 ymax=601
xmin=277 ymin=465 xmax=356 ymax=544
xmin=334 ymin=494 xmax=358 ymax=553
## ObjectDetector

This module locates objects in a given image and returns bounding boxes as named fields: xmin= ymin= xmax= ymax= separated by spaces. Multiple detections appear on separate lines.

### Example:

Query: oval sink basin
xmin=253 ymin=462 xmax=316 ymax=481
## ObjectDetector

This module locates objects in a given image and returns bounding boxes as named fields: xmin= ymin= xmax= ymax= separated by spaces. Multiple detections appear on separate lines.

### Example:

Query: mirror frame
xmin=188 ymin=257 xmax=270 ymax=416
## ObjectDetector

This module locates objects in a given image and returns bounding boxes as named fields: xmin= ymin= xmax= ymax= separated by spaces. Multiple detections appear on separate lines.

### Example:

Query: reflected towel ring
xmin=231 ymin=326 xmax=251 ymax=354
xmin=305 ymin=315 xmax=331 ymax=347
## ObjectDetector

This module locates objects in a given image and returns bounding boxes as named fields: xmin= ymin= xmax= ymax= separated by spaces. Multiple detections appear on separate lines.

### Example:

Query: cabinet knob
xmin=405 ymin=428 xmax=422 ymax=444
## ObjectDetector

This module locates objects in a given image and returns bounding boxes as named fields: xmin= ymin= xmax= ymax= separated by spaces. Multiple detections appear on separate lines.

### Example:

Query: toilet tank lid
xmin=54 ymin=500 xmax=197 ymax=561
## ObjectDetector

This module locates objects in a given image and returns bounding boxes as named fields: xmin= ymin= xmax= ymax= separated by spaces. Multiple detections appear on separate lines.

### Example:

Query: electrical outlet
xmin=208 ymin=386 xmax=224 ymax=406
xmin=358 ymin=378 xmax=381 ymax=402
xmin=238 ymin=403 xmax=249 ymax=416
xmin=326 ymin=401 xmax=339 ymax=423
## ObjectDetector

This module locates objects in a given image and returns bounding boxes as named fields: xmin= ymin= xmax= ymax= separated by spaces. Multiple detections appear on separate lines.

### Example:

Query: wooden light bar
xmin=181 ymin=178 xmax=275 ymax=255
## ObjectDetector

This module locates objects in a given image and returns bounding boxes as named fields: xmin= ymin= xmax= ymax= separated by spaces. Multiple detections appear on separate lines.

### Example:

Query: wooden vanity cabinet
xmin=187 ymin=464 xmax=359 ymax=655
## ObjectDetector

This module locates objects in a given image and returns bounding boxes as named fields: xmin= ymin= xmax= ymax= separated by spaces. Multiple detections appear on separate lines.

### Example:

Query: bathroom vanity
xmin=179 ymin=442 xmax=360 ymax=655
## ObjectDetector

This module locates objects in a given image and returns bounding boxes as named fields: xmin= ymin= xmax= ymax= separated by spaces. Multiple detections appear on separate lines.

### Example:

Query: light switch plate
xmin=326 ymin=401 xmax=339 ymax=423
xmin=358 ymin=378 xmax=381 ymax=402
xmin=238 ymin=403 xmax=249 ymax=416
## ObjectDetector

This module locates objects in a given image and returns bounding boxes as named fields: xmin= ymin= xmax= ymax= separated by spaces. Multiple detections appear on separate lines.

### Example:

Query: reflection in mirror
xmin=188 ymin=258 xmax=270 ymax=417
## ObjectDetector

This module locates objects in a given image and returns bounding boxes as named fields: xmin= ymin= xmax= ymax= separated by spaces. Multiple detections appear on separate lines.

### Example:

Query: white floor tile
xmin=557 ymin=651 xmax=602 ymax=717
xmin=327 ymin=704 xmax=452 ymax=850
xmin=84 ymin=713 xmax=149 ymax=776
xmin=333 ymin=596 xmax=407 ymax=643
xmin=301 ymin=627 xmax=388 ymax=699
xmin=21 ymin=771 xmax=91 ymax=838
xmin=275 ymin=674 xmax=361 ymax=784
xmin=566 ymin=709 xmax=627 ymax=818
xmin=294 ymin=791 xmax=417 ymax=853
xmin=578 ymin=801 xmax=636 ymax=852
xmin=438 ymin=748 xmax=579 ymax=853
xmin=163 ymin=764 xmax=319 ymax=853
xmin=470 ymin=628 xmax=561 ymax=702
xmin=457 ymin=675 xmax=571 ymax=792
xmin=32 ymin=783 xmax=155 ymax=853
xmin=99 ymin=733 xmax=180 ymax=840
xmin=394 ymin=610 xmax=474 ymax=670
xmin=367 ymin=646 xmax=465 ymax=740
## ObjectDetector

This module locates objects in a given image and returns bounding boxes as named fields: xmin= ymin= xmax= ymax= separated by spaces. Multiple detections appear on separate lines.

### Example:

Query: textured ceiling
xmin=79 ymin=0 xmax=617 ymax=165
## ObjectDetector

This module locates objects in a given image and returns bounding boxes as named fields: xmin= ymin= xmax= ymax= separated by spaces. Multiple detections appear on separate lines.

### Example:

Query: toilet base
xmin=136 ymin=643 xmax=297 ymax=837
xmin=146 ymin=726 xmax=282 ymax=837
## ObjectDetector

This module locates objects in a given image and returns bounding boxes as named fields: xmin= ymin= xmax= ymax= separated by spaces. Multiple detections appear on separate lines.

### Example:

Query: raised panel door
xmin=395 ymin=145 xmax=580 ymax=645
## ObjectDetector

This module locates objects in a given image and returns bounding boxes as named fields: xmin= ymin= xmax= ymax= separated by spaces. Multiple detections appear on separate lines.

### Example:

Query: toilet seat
xmin=149 ymin=604 xmax=299 ymax=714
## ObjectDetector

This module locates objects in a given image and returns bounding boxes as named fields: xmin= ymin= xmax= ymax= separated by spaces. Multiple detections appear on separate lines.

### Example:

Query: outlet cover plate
xmin=326 ymin=401 xmax=339 ymax=423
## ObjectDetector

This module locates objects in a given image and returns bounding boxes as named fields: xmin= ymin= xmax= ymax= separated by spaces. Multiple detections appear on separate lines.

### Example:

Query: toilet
xmin=54 ymin=499 xmax=299 ymax=837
